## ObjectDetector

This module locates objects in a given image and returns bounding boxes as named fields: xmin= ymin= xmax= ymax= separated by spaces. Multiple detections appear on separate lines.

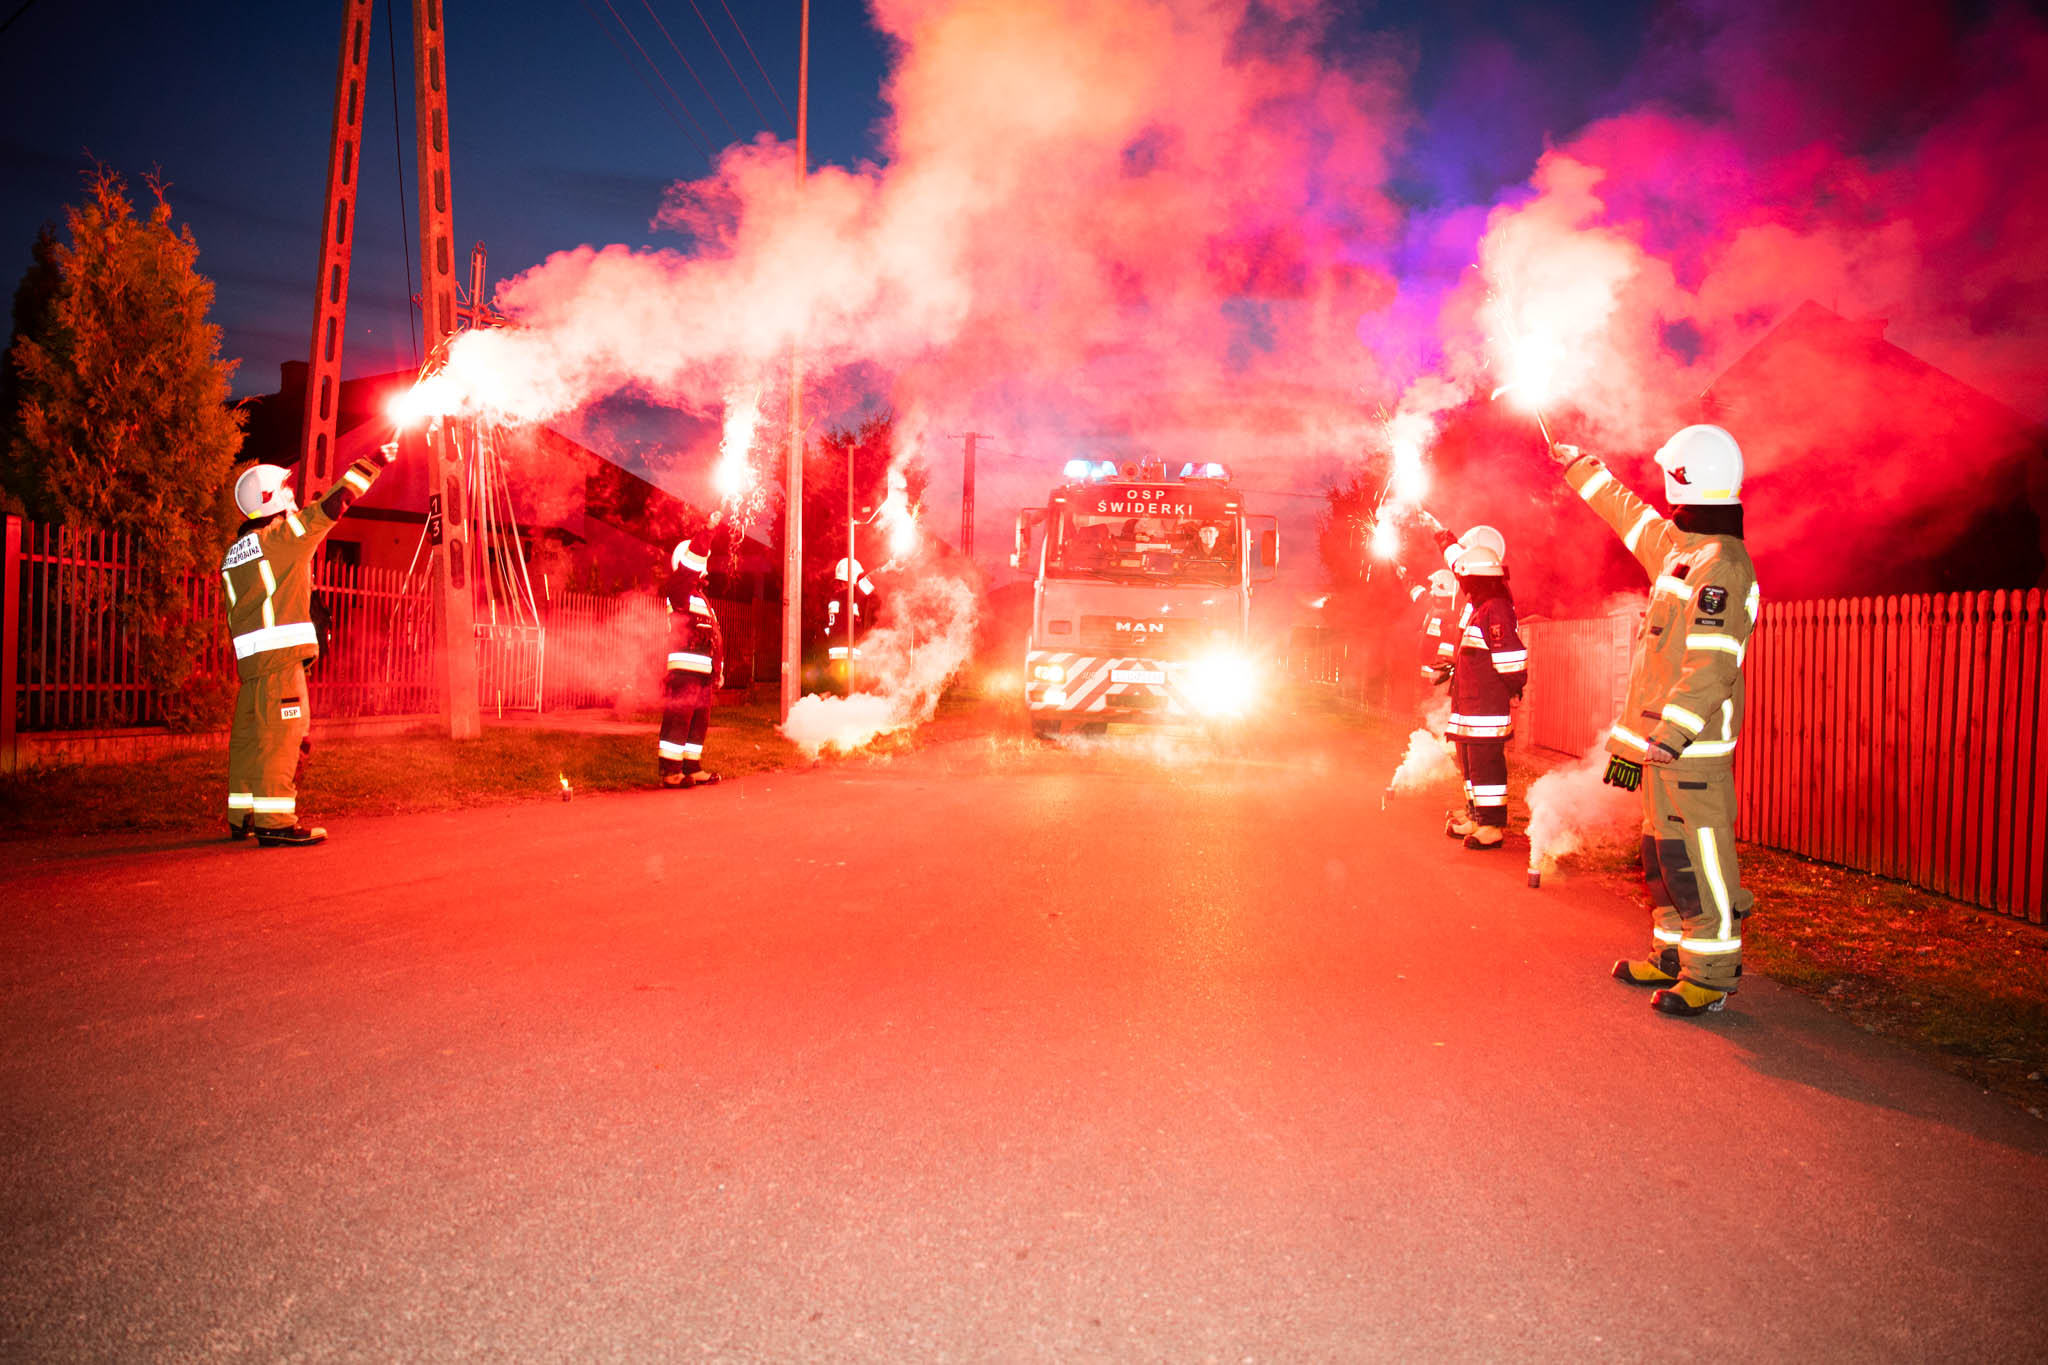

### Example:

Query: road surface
xmin=3 ymin=709 xmax=2044 ymax=1362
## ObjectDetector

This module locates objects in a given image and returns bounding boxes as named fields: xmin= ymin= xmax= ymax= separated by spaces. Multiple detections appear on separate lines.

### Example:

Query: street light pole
xmin=780 ymin=0 xmax=811 ymax=722
xmin=845 ymin=440 xmax=856 ymax=696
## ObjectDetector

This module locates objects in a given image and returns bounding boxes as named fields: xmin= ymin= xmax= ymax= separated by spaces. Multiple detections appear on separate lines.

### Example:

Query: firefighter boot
xmin=227 ymin=815 xmax=253 ymax=842
xmin=1445 ymin=809 xmax=1479 ymax=839
xmin=689 ymin=771 xmax=721 ymax=787
xmin=1612 ymin=948 xmax=1681 ymax=987
xmin=1463 ymin=825 xmax=1505 ymax=850
xmin=1651 ymin=981 xmax=1729 ymax=1016
xmin=256 ymin=824 xmax=328 ymax=848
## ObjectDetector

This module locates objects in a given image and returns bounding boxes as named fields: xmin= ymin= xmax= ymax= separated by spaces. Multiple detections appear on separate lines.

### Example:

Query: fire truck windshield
xmin=1049 ymin=509 xmax=1241 ymax=584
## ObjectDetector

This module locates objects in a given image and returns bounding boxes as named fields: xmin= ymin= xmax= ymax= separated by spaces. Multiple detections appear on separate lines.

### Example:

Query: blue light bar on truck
xmin=1179 ymin=462 xmax=1230 ymax=480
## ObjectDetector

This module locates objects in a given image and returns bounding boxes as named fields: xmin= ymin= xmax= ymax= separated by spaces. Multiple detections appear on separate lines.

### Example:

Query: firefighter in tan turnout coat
xmin=1553 ymin=427 xmax=1759 ymax=1016
xmin=220 ymin=443 xmax=396 ymax=846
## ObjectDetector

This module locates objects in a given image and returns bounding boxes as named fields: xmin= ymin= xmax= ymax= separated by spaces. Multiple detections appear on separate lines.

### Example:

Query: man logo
xmin=1114 ymin=621 xmax=1165 ymax=633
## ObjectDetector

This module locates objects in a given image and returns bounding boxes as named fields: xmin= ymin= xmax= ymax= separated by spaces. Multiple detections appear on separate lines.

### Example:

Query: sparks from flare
xmin=1483 ymin=291 xmax=1568 ymax=448
xmin=1360 ymin=407 xmax=1437 ymax=571
xmin=874 ymin=468 xmax=920 ymax=562
xmin=715 ymin=386 xmax=762 ymax=506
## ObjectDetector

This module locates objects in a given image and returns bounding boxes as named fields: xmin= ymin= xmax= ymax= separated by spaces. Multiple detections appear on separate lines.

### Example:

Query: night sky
xmin=6 ymin=0 xmax=2043 ymax=606
xmin=0 ymin=0 xmax=893 ymax=396
xmin=0 ymin=0 xmax=1656 ymax=401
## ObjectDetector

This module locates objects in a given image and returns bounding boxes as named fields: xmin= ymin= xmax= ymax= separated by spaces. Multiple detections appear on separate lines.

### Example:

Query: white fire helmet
xmin=233 ymin=464 xmax=298 ymax=519
xmin=1461 ymin=524 xmax=1507 ymax=560
xmin=1441 ymin=523 xmax=1507 ymax=569
xmin=1427 ymin=568 xmax=1457 ymax=598
xmin=1654 ymin=424 xmax=1744 ymax=505
xmin=671 ymin=538 xmax=709 ymax=575
xmin=1452 ymin=543 xmax=1506 ymax=577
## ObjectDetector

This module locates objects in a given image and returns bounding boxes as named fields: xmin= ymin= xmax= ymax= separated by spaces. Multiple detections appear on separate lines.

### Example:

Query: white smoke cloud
xmin=1387 ymin=726 xmax=1458 ymax=794
xmin=1523 ymin=741 xmax=1638 ymax=875
xmin=781 ymin=564 xmax=980 ymax=757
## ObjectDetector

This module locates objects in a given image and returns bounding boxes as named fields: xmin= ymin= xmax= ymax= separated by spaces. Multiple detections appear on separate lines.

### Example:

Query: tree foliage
xmin=804 ymin=413 xmax=928 ymax=629
xmin=2 ymin=167 xmax=246 ymax=726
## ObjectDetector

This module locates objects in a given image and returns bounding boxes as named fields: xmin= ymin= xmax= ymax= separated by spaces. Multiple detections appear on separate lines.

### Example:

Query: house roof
xmin=1694 ymin=301 xmax=2046 ymax=596
xmin=235 ymin=362 xmax=774 ymax=572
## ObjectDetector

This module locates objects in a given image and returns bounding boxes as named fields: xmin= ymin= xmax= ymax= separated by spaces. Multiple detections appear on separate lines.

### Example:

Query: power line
xmin=717 ymin=0 xmax=792 ymax=129
xmin=601 ymin=0 xmax=719 ymax=150
xmin=384 ymin=0 xmax=418 ymax=369
xmin=639 ymin=0 xmax=741 ymax=141
xmin=680 ymin=0 xmax=779 ymax=135
xmin=0 ymin=0 xmax=41 ymax=40
xmin=579 ymin=0 xmax=714 ymax=162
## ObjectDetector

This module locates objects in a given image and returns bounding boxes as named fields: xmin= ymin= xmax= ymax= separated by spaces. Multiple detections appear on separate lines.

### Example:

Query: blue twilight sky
xmin=0 ymin=0 xmax=1661 ymax=402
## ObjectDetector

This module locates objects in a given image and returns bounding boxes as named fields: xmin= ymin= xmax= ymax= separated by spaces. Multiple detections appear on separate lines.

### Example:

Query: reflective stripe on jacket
xmin=1446 ymin=594 xmax=1525 ymax=740
xmin=220 ymin=456 xmax=384 ymax=679
xmin=1564 ymin=454 xmax=1759 ymax=767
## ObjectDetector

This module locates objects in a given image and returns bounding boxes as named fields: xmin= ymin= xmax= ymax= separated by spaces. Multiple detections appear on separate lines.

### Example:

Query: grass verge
xmin=0 ymin=701 xmax=807 ymax=841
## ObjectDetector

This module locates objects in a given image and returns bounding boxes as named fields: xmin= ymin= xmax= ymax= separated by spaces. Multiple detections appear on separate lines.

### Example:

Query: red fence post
xmin=2 ymin=515 xmax=18 ymax=774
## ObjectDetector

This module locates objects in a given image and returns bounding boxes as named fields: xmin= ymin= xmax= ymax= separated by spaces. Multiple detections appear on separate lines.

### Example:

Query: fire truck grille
xmin=1079 ymin=616 xmax=1182 ymax=652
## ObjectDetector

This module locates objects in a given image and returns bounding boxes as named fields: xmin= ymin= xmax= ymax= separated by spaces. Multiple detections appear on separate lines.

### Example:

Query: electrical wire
xmin=639 ymin=0 xmax=741 ymax=141
xmin=717 ymin=0 xmax=792 ymax=129
xmin=579 ymin=0 xmax=714 ymax=162
xmin=679 ymin=0 xmax=779 ymax=135
xmin=0 ymin=0 xmax=41 ymax=39
xmin=600 ymin=0 xmax=719 ymax=152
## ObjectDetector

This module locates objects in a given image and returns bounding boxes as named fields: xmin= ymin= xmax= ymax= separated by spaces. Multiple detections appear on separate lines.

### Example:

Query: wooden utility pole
xmin=780 ymin=0 xmax=811 ymax=721
xmin=413 ymin=0 xmax=480 ymax=738
xmin=958 ymin=432 xmax=989 ymax=561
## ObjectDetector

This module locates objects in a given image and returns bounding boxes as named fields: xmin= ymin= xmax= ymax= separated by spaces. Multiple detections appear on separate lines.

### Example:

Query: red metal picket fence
xmin=1524 ymin=590 xmax=2048 ymax=924
xmin=2 ymin=514 xmax=776 ymax=769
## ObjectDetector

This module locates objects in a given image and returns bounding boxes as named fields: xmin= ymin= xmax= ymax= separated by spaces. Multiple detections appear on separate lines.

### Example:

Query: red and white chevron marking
xmin=1026 ymin=650 xmax=1194 ymax=723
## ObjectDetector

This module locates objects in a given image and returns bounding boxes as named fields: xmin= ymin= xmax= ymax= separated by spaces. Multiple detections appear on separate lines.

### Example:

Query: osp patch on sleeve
xmin=1697 ymin=585 xmax=1729 ymax=615
xmin=1487 ymin=621 xmax=1505 ymax=646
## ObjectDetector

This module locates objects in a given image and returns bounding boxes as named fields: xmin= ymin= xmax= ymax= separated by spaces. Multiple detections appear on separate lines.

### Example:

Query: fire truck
xmin=1011 ymin=459 xmax=1277 ymax=735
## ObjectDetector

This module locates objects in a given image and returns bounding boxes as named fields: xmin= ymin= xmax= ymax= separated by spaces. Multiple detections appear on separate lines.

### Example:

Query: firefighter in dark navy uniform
xmin=1439 ymin=543 xmax=1526 ymax=849
xmin=1552 ymin=427 xmax=1759 ymax=1017
xmin=659 ymin=517 xmax=725 ymax=788
xmin=1421 ymin=519 xmax=1511 ymax=832
xmin=825 ymin=552 xmax=876 ymax=681
xmin=221 ymin=441 xmax=397 ymax=846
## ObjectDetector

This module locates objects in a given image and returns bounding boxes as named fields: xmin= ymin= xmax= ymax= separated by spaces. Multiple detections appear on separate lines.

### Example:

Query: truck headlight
xmin=1032 ymin=662 xmax=1066 ymax=684
xmin=1182 ymin=652 xmax=1257 ymax=716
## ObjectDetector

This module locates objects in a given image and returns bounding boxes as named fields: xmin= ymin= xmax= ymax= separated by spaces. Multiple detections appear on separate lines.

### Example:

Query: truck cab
xmin=1013 ymin=459 xmax=1277 ymax=736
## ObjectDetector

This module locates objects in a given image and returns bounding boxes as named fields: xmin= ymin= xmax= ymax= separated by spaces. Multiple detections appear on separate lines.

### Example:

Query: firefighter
xmin=1413 ymin=568 xmax=1457 ymax=684
xmin=826 ymin=553 xmax=875 ymax=681
xmin=1551 ymin=427 xmax=1759 ymax=1017
xmin=1440 ymin=543 xmax=1525 ymax=849
xmin=222 ymin=442 xmax=397 ymax=846
xmin=1418 ymin=514 xmax=1508 ymax=677
xmin=659 ymin=520 xmax=725 ymax=788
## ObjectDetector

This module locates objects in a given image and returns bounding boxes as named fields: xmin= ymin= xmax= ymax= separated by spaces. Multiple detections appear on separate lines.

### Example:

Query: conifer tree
xmin=2 ymin=167 xmax=246 ymax=726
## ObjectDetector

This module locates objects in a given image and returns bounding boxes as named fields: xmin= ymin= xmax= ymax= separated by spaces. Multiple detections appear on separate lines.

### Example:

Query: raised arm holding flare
xmin=222 ymin=440 xmax=399 ymax=847
xmin=1551 ymin=426 xmax=1759 ymax=1017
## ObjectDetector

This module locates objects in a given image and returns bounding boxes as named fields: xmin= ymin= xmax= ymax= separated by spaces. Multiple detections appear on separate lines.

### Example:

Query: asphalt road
xmin=3 ymin=710 xmax=2045 ymax=1363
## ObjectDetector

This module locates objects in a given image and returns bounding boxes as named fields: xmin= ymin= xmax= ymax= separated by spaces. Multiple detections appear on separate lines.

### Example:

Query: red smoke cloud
xmin=417 ymin=0 xmax=2044 ymax=609
xmin=1451 ymin=0 xmax=2048 ymax=601
xmin=421 ymin=1 xmax=1420 ymax=574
